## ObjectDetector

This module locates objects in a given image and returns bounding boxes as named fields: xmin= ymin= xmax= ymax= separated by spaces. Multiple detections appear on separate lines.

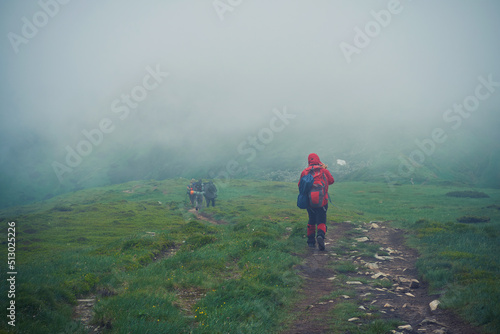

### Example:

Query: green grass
xmin=0 ymin=179 xmax=499 ymax=333
xmin=408 ymin=219 xmax=500 ymax=332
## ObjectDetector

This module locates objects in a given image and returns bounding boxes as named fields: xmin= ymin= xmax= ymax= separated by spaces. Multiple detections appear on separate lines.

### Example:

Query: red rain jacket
xmin=298 ymin=153 xmax=334 ymax=207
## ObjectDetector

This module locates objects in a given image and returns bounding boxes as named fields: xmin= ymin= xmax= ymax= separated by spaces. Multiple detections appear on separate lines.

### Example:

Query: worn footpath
xmin=283 ymin=221 xmax=480 ymax=334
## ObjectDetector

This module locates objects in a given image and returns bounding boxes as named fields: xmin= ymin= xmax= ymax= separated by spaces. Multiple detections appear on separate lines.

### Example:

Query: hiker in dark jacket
xmin=203 ymin=181 xmax=217 ymax=207
xmin=192 ymin=179 xmax=204 ymax=211
xmin=187 ymin=179 xmax=196 ymax=205
xmin=298 ymin=153 xmax=334 ymax=250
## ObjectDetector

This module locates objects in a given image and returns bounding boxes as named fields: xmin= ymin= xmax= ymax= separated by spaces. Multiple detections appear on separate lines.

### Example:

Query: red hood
xmin=308 ymin=153 xmax=321 ymax=165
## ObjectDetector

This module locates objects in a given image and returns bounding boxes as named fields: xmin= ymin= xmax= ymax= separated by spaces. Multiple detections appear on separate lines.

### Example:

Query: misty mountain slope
xmin=1 ymin=118 xmax=499 ymax=210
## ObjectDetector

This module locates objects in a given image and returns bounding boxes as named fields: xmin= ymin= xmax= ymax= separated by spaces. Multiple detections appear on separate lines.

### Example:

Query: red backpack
xmin=306 ymin=165 xmax=328 ymax=208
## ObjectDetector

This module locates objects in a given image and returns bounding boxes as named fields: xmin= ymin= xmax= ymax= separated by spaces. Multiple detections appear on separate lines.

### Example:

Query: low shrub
xmin=445 ymin=191 xmax=489 ymax=198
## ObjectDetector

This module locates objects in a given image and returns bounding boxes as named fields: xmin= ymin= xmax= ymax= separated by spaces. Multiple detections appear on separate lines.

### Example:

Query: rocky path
xmin=283 ymin=221 xmax=480 ymax=334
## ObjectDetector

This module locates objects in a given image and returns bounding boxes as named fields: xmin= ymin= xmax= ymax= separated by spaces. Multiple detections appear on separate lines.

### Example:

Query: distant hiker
xmin=298 ymin=153 xmax=334 ymax=251
xmin=187 ymin=179 xmax=196 ymax=205
xmin=192 ymin=179 xmax=204 ymax=211
xmin=203 ymin=181 xmax=217 ymax=207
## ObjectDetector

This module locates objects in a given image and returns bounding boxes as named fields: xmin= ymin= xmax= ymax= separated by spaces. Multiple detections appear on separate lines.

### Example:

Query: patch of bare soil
xmin=283 ymin=221 xmax=481 ymax=334
xmin=188 ymin=208 xmax=227 ymax=224
xmin=283 ymin=222 xmax=352 ymax=334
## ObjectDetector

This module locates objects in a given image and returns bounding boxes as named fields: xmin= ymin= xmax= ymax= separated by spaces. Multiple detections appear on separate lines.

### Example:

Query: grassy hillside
xmin=1 ymin=179 xmax=499 ymax=333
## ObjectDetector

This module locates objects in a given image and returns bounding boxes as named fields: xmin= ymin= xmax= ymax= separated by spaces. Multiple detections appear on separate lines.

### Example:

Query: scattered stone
xmin=420 ymin=318 xmax=447 ymax=327
xmin=409 ymin=279 xmax=420 ymax=289
xmin=384 ymin=303 xmax=395 ymax=308
xmin=375 ymin=253 xmax=394 ymax=261
xmin=365 ymin=262 xmax=379 ymax=270
xmin=355 ymin=237 xmax=370 ymax=242
xmin=429 ymin=300 xmax=440 ymax=311
xmin=398 ymin=324 xmax=413 ymax=331
xmin=327 ymin=276 xmax=337 ymax=281
xmin=346 ymin=281 xmax=363 ymax=285
xmin=398 ymin=276 xmax=412 ymax=284
xmin=405 ymin=292 xmax=416 ymax=297
xmin=370 ymin=222 xmax=380 ymax=229
xmin=371 ymin=272 xmax=386 ymax=279
xmin=358 ymin=305 xmax=366 ymax=310
xmin=348 ymin=317 xmax=360 ymax=322
xmin=317 ymin=302 xmax=327 ymax=305
xmin=432 ymin=329 xmax=447 ymax=334
xmin=386 ymin=247 xmax=399 ymax=255
xmin=369 ymin=220 xmax=383 ymax=225
xmin=341 ymin=295 xmax=350 ymax=299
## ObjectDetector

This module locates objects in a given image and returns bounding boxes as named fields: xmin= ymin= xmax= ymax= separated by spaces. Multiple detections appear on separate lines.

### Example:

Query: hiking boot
xmin=307 ymin=242 xmax=315 ymax=248
xmin=317 ymin=236 xmax=325 ymax=251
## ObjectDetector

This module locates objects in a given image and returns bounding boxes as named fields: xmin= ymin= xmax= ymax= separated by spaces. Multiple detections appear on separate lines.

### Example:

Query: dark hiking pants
xmin=306 ymin=205 xmax=328 ymax=244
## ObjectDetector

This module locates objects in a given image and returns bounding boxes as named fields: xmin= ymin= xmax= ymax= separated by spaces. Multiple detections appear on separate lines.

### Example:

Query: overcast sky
xmin=1 ymin=0 xmax=499 ymax=190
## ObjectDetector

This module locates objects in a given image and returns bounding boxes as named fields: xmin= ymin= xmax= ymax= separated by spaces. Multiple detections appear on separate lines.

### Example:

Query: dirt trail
xmin=283 ymin=221 xmax=480 ymax=334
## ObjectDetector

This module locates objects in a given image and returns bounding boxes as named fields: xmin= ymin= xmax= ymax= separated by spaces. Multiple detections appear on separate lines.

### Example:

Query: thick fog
xmin=1 ymin=0 xmax=500 ymax=207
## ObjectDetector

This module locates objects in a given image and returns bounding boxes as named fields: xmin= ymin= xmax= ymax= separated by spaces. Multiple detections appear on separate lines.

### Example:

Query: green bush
xmin=446 ymin=190 xmax=490 ymax=198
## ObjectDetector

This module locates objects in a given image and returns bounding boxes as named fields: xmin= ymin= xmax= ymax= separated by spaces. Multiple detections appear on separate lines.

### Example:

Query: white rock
xmin=355 ymin=237 xmax=370 ymax=242
xmin=429 ymin=300 xmax=440 ymax=311
xmin=348 ymin=317 xmax=359 ymax=322
xmin=346 ymin=281 xmax=363 ymax=285
xmin=365 ymin=262 xmax=379 ymax=270
xmin=375 ymin=253 xmax=394 ymax=261
xmin=398 ymin=324 xmax=413 ymax=330
xmin=371 ymin=272 xmax=386 ymax=279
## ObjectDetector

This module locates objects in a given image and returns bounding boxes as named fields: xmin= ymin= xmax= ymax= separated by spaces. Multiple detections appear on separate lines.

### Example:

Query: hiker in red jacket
xmin=298 ymin=153 xmax=334 ymax=250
